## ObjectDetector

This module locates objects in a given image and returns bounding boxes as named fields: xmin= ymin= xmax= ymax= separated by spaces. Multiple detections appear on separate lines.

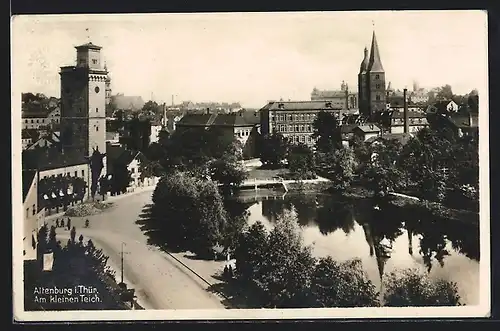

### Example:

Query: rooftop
xmin=261 ymin=100 xmax=345 ymax=111
xmin=177 ymin=112 xmax=260 ymax=128
xmin=75 ymin=42 xmax=102 ymax=50
xmin=22 ymin=170 xmax=37 ymax=202
xmin=22 ymin=147 xmax=88 ymax=172
xmin=355 ymin=124 xmax=381 ymax=133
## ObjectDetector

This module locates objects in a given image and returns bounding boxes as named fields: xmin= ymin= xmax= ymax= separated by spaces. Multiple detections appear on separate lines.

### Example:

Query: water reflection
xmin=229 ymin=191 xmax=480 ymax=304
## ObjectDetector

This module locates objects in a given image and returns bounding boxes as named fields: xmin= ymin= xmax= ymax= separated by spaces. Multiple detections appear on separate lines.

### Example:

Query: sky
xmin=12 ymin=11 xmax=488 ymax=109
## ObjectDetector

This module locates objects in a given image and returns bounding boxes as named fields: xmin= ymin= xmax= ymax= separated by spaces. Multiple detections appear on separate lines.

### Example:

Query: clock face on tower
xmin=95 ymin=86 xmax=100 ymax=93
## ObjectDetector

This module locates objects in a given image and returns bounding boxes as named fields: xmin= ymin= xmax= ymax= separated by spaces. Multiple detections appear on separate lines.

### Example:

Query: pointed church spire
xmin=368 ymin=30 xmax=384 ymax=72
xmin=359 ymin=46 xmax=369 ymax=74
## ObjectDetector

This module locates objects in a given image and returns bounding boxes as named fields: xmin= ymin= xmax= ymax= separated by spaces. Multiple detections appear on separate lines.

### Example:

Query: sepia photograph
xmin=11 ymin=10 xmax=490 ymax=321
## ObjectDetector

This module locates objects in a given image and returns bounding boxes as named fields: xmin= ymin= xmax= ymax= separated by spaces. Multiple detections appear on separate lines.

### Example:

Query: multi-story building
xmin=260 ymin=100 xmax=352 ymax=147
xmin=22 ymin=107 xmax=60 ymax=130
xmin=389 ymin=111 xmax=429 ymax=134
xmin=59 ymin=42 xmax=108 ymax=176
xmin=358 ymin=31 xmax=387 ymax=120
xmin=175 ymin=110 xmax=261 ymax=159
xmin=22 ymin=170 xmax=44 ymax=261
xmin=149 ymin=120 xmax=162 ymax=144
xmin=310 ymin=81 xmax=358 ymax=110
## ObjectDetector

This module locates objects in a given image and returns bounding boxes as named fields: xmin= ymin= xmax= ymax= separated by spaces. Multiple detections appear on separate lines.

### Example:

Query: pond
xmin=226 ymin=189 xmax=480 ymax=305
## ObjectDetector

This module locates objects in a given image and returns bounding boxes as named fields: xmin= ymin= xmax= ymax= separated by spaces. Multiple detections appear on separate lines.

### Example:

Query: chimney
xmin=403 ymin=88 xmax=409 ymax=134
xmin=163 ymin=103 xmax=166 ymax=126
xmin=345 ymin=89 xmax=349 ymax=110
xmin=468 ymin=110 xmax=473 ymax=127
xmin=206 ymin=107 xmax=210 ymax=115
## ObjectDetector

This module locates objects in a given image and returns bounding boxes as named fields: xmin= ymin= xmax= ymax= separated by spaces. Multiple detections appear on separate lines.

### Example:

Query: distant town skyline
xmin=12 ymin=11 xmax=487 ymax=109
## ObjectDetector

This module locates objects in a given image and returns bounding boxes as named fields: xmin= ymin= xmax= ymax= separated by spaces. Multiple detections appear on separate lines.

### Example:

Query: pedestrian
xmin=67 ymin=218 xmax=71 ymax=231
xmin=70 ymin=226 xmax=76 ymax=243
xmin=78 ymin=234 xmax=84 ymax=245
xmin=55 ymin=219 xmax=59 ymax=228
xmin=228 ymin=265 xmax=233 ymax=278
xmin=223 ymin=265 xmax=229 ymax=279
xmin=85 ymin=219 xmax=90 ymax=228
xmin=61 ymin=219 xmax=65 ymax=228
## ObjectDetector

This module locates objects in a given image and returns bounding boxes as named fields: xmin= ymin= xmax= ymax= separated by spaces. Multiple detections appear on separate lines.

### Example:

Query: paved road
xmin=52 ymin=190 xmax=226 ymax=310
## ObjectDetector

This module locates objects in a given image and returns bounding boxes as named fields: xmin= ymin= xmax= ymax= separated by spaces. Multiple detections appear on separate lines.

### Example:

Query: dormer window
xmin=325 ymin=102 xmax=332 ymax=108
xmin=278 ymin=103 xmax=285 ymax=109
xmin=92 ymin=59 xmax=98 ymax=65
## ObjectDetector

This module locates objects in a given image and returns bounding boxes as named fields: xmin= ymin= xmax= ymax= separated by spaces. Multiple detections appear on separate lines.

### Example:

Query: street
xmin=51 ymin=190 xmax=227 ymax=310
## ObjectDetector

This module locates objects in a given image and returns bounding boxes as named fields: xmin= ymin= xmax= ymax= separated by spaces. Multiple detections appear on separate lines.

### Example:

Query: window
xmin=305 ymin=114 xmax=309 ymax=121
xmin=299 ymin=136 xmax=305 ymax=143
xmin=375 ymin=74 xmax=380 ymax=79
xmin=74 ymin=171 xmax=78 ymax=177
xmin=82 ymin=170 xmax=85 ymax=177
xmin=288 ymin=115 xmax=292 ymax=121
xmin=31 ymin=119 xmax=34 ymax=123
xmin=26 ymin=208 xmax=29 ymax=218
xmin=288 ymin=125 xmax=292 ymax=132
xmin=96 ymin=108 xmax=99 ymax=112
xmin=299 ymin=125 xmax=304 ymax=132
xmin=32 ymin=204 xmax=36 ymax=215
xmin=295 ymin=125 xmax=299 ymax=132
xmin=376 ymin=84 xmax=380 ymax=89
xmin=92 ymin=59 xmax=98 ymax=64
xmin=24 ymin=120 xmax=27 ymax=123
xmin=376 ymin=95 xmax=381 ymax=101
xmin=96 ymin=126 xmax=99 ymax=131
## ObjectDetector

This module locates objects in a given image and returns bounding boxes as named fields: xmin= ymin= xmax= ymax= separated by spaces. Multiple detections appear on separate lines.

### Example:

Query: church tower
xmin=59 ymin=42 xmax=108 ymax=175
xmin=367 ymin=31 xmax=386 ymax=119
xmin=358 ymin=47 xmax=370 ymax=117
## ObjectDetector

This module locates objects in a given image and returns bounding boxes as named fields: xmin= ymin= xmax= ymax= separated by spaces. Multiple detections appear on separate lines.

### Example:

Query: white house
xmin=426 ymin=100 xmax=459 ymax=114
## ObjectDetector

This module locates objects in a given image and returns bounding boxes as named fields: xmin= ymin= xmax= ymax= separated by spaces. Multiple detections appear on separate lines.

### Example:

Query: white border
xmin=12 ymin=11 xmax=491 ymax=321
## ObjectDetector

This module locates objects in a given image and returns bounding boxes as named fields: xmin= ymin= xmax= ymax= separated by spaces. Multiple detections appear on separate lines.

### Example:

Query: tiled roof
xmin=22 ymin=170 xmax=37 ymax=202
xmin=75 ymin=42 xmax=102 ymax=50
xmin=176 ymin=114 xmax=215 ymax=126
xmin=177 ymin=112 xmax=260 ymax=128
xmin=261 ymin=101 xmax=344 ymax=111
xmin=22 ymin=109 xmax=52 ymax=118
xmin=355 ymin=124 xmax=380 ymax=133
xmin=311 ymin=90 xmax=346 ymax=99
xmin=22 ymin=147 xmax=88 ymax=172
xmin=391 ymin=111 xmax=426 ymax=119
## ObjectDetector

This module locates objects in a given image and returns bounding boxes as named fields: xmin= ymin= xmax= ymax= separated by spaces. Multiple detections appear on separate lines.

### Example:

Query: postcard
xmin=12 ymin=10 xmax=490 ymax=321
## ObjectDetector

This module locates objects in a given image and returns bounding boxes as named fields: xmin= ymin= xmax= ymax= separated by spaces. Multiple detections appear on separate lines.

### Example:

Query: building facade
xmin=260 ymin=100 xmax=350 ymax=147
xmin=358 ymin=31 xmax=387 ymax=120
xmin=22 ymin=107 xmax=60 ymax=130
xmin=59 ymin=42 xmax=108 ymax=175
xmin=310 ymin=81 xmax=358 ymax=110
xmin=389 ymin=111 xmax=429 ymax=134
xmin=23 ymin=170 xmax=44 ymax=261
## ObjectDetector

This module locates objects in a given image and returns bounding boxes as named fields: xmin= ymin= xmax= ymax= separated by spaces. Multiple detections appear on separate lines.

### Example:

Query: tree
xmin=150 ymin=172 xmax=228 ymax=257
xmin=234 ymin=221 xmax=269 ymax=283
xmin=110 ymin=163 xmax=132 ymax=195
xmin=89 ymin=148 xmax=106 ymax=199
xmin=310 ymin=257 xmax=379 ymax=307
xmin=435 ymin=84 xmax=454 ymax=101
xmin=255 ymin=209 xmax=316 ymax=308
xmin=400 ymin=128 xmax=455 ymax=202
xmin=287 ymin=143 xmax=315 ymax=180
xmin=312 ymin=110 xmax=342 ymax=153
xmin=383 ymin=268 xmax=461 ymax=306
xmin=360 ymin=141 xmax=406 ymax=197
xmin=318 ymin=146 xmax=357 ymax=191
xmin=258 ymin=133 xmax=289 ymax=168
xmin=209 ymin=154 xmax=248 ymax=188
